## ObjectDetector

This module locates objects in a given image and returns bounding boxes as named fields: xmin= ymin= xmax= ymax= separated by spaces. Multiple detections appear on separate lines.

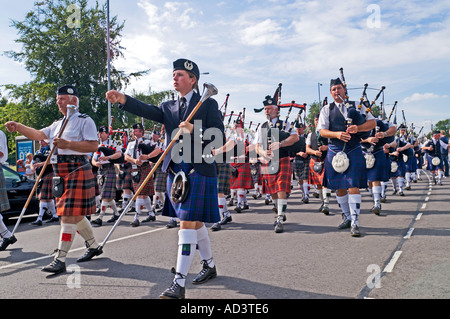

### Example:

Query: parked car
xmin=1 ymin=164 xmax=39 ymax=220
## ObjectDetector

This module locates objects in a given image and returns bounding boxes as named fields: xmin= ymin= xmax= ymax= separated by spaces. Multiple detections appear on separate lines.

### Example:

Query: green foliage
xmin=2 ymin=0 xmax=149 ymax=155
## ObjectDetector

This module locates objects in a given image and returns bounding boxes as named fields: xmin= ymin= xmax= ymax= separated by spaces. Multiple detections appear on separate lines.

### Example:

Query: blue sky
xmin=1 ymin=0 xmax=449 ymax=134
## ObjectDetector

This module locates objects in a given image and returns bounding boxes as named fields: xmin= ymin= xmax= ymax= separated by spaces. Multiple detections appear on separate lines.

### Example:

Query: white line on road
xmin=383 ymin=251 xmax=402 ymax=273
xmin=403 ymin=228 xmax=414 ymax=239
xmin=0 ymin=227 xmax=167 ymax=271
xmin=421 ymin=203 xmax=427 ymax=210
xmin=416 ymin=213 xmax=423 ymax=221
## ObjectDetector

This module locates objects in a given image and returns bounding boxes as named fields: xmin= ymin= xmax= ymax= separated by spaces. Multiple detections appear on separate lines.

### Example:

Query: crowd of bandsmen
xmin=21 ymin=89 xmax=449 ymax=237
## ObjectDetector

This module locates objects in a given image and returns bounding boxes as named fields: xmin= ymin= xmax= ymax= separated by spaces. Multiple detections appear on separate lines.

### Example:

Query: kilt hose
xmin=325 ymin=144 xmax=368 ymax=190
xmin=98 ymin=164 xmax=117 ymax=200
xmin=216 ymin=162 xmax=231 ymax=195
xmin=230 ymin=162 xmax=254 ymax=190
xmin=52 ymin=162 xmax=96 ymax=217
xmin=365 ymin=148 xmax=389 ymax=182
xmin=163 ymin=162 xmax=220 ymax=223
xmin=116 ymin=164 xmax=133 ymax=191
xmin=37 ymin=173 xmax=54 ymax=201
xmin=131 ymin=163 xmax=155 ymax=197
xmin=154 ymin=165 xmax=168 ymax=193
xmin=261 ymin=157 xmax=292 ymax=194
xmin=308 ymin=157 xmax=325 ymax=186
xmin=0 ymin=168 xmax=10 ymax=212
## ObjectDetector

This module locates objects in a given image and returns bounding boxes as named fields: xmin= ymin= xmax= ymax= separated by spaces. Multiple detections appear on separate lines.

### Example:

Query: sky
xmin=1 ymin=0 xmax=449 ymax=134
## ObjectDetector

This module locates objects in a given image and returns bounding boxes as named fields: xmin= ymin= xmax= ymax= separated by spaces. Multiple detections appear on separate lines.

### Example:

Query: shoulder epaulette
xmin=78 ymin=114 xmax=89 ymax=118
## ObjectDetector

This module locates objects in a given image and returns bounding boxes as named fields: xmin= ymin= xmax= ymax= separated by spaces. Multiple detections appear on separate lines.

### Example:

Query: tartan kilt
xmin=261 ymin=157 xmax=292 ymax=194
xmin=132 ymin=163 xmax=155 ymax=197
xmin=366 ymin=149 xmax=389 ymax=182
xmin=163 ymin=162 xmax=220 ymax=223
xmin=37 ymin=173 xmax=54 ymax=201
xmin=308 ymin=157 xmax=325 ymax=185
xmin=98 ymin=164 xmax=117 ymax=200
xmin=426 ymin=154 xmax=443 ymax=171
xmin=154 ymin=165 xmax=168 ymax=193
xmin=325 ymin=144 xmax=367 ymax=190
xmin=0 ymin=168 xmax=10 ymax=212
xmin=250 ymin=162 xmax=263 ymax=185
xmin=52 ymin=162 xmax=96 ymax=216
xmin=390 ymin=158 xmax=406 ymax=177
xmin=117 ymin=164 xmax=133 ymax=191
xmin=404 ymin=155 xmax=417 ymax=172
xmin=293 ymin=159 xmax=310 ymax=180
xmin=230 ymin=162 xmax=254 ymax=189
xmin=216 ymin=162 xmax=231 ymax=195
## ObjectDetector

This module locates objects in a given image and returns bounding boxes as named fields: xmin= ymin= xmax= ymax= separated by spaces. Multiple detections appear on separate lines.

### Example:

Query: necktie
xmin=179 ymin=97 xmax=186 ymax=119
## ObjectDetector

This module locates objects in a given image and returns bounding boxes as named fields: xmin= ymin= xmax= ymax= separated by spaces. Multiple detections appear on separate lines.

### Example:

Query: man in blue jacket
xmin=106 ymin=58 xmax=224 ymax=299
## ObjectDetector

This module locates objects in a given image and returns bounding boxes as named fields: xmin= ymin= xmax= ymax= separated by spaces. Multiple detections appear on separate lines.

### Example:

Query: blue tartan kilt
xmin=162 ymin=162 xmax=220 ymax=223
xmin=426 ymin=154 xmax=444 ymax=171
xmin=366 ymin=149 xmax=389 ymax=182
xmin=405 ymin=155 xmax=417 ymax=172
xmin=325 ymin=144 xmax=367 ymax=190
xmin=416 ymin=154 xmax=423 ymax=167
xmin=389 ymin=159 xmax=406 ymax=177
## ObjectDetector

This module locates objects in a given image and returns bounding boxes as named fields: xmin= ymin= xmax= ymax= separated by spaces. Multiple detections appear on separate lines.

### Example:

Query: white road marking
xmin=383 ymin=251 xmax=402 ymax=273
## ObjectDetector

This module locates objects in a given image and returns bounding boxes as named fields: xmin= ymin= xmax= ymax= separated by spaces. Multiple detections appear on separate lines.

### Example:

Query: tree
xmin=3 ymin=0 xmax=146 ymax=129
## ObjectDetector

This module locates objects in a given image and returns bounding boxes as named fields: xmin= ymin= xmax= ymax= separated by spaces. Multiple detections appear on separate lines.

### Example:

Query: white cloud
xmin=403 ymin=92 xmax=448 ymax=103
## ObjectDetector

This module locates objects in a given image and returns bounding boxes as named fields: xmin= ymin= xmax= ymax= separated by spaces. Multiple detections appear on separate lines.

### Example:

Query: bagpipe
xmin=33 ymin=150 xmax=53 ymax=175
xmin=264 ymin=83 xmax=306 ymax=154
xmin=97 ymin=144 xmax=124 ymax=164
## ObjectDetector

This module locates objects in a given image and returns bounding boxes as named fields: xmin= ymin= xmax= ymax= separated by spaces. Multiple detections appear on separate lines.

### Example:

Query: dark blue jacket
xmin=120 ymin=92 xmax=224 ymax=177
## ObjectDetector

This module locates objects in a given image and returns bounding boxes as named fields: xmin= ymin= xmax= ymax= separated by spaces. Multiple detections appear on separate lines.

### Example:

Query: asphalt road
xmin=0 ymin=170 xmax=448 ymax=301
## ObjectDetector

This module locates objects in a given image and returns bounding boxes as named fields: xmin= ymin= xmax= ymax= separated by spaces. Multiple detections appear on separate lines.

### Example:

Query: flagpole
xmin=107 ymin=0 xmax=112 ymax=137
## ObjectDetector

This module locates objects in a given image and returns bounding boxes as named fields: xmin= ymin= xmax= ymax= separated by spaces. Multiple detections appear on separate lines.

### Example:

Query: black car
xmin=1 ymin=164 xmax=39 ymax=220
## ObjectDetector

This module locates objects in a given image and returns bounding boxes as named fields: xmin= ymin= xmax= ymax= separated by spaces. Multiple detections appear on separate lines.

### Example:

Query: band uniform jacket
xmin=119 ymin=92 xmax=225 ymax=177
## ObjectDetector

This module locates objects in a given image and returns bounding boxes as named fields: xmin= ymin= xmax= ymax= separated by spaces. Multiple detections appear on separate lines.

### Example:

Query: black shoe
xmin=42 ymin=258 xmax=66 ymax=274
xmin=321 ymin=205 xmax=330 ymax=215
xmin=312 ymin=192 xmax=320 ymax=198
xmin=166 ymin=219 xmax=178 ymax=229
xmin=220 ymin=214 xmax=232 ymax=225
xmin=192 ymin=261 xmax=217 ymax=285
xmin=91 ymin=218 xmax=102 ymax=227
xmin=45 ymin=216 xmax=59 ymax=224
xmin=77 ymin=246 xmax=103 ymax=263
xmin=210 ymin=222 xmax=221 ymax=231
xmin=399 ymin=191 xmax=405 ymax=196
xmin=160 ymin=281 xmax=185 ymax=299
xmin=0 ymin=235 xmax=17 ymax=251
xmin=302 ymin=197 xmax=309 ymax=204
xmin=142 ymin=214 xmax=156 ymax=222
xmin=106 ymin=215 xmax=119 ymax=223
xmin=338 ymin=219 xmax=351 ymax=230
xmin=234 ymin=205 xmax=242 ymax=213
xmin=130 ymin=219 xmax=140 ymax=227
xmin=242 ymin=203 xmax=249 ymax=210
xmin=31 ymin=220 xmax=43 ymax=226
xmin=274 ymin=218 xmax=284 ymax=233
xmin=371 ymin=205 xmax=381 ymax=216
xmin=380 ymin=196 xmax=387 ymax=203
xmin=351 ymin=225 xmax=361 ymax=237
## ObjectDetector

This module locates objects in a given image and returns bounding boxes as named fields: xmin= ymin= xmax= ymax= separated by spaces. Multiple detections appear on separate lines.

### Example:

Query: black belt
xmin=57 ymin=155 xmax=88 ymax=164
xmin=101 ymin=163 xmax=115 ymax=168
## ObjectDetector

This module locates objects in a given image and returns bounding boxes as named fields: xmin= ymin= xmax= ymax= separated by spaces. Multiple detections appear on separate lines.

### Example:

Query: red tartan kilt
xmin=52 ymin=162 xmax=96 ymax=217
xmin=132 ymin=163 xmax=155 ymax=197
xmin=261 ymin=157 xmax=291 ymax=194
xmin=308 ymin=158 xmax=325 ymax=185
xmin=37 ymin=173 xmax=54 ymax=200
xmin=230 ymin=162 xmax=254 ymax=189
